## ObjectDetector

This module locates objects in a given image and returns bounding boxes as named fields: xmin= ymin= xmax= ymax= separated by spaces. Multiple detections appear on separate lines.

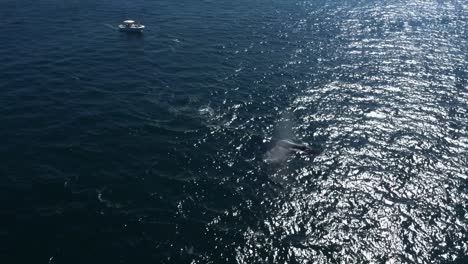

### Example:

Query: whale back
xmin=264 ymin=139 xmax=316 ymax=163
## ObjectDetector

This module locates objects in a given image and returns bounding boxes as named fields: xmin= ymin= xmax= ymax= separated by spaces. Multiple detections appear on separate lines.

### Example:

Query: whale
xmin=275 ymin=139 xmax=315 ymax=153
xmin=264 ymin=139 xmax=316 ymax=163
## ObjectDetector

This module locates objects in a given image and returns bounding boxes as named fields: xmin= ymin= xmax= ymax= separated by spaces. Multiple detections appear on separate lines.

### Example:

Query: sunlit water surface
xmin=1 ymin=0 xmax=467 ymax=263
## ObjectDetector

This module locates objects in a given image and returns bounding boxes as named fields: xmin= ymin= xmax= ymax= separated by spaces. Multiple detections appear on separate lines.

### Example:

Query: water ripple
xmin=198 ymin=0 xmax=467 ymax=263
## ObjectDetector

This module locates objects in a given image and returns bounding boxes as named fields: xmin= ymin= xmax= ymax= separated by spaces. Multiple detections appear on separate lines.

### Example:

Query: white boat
xmin=119 ymin=20 xmax=145 ymax=33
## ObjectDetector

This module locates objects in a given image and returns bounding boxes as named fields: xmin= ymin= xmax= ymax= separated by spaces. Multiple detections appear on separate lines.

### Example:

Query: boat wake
xmin=103 ymin=23 xmax=118 ymax=30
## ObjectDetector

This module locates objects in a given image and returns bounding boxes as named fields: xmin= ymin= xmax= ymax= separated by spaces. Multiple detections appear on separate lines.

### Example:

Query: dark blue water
xmin=1 ymin=0 xmax=467 ymax=263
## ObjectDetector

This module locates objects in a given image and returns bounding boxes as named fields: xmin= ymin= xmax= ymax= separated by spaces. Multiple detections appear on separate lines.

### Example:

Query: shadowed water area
xmin=1 ymin=0 xmax=467 ymax=263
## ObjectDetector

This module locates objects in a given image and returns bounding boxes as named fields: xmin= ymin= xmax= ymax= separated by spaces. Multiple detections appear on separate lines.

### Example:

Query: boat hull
xmin=119 ymin=25 xmax=145 ymax=33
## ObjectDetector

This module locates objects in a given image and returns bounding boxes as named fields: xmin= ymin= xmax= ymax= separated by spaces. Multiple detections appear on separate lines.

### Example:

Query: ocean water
xmin=1 ymin=0 xmax=467 ymax=263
